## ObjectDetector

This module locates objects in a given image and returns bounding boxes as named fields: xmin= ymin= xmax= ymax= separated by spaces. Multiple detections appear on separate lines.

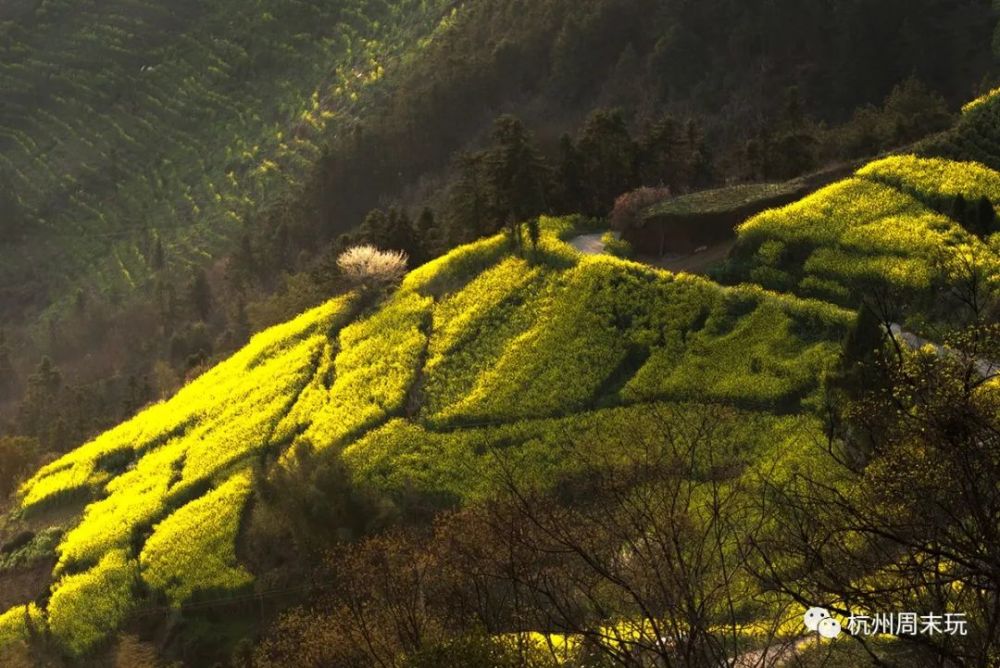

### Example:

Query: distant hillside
xmin=1 ymin=0 xmax=993 ymax=322
xmin=0 ymin=0 xmax=452 ymax=318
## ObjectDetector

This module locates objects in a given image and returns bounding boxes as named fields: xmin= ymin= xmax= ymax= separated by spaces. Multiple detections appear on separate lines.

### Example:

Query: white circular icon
xmin=804 ymin=607 xmax=831 ymax=632
xmin=817 ymin=617 xmax=842 ymax=638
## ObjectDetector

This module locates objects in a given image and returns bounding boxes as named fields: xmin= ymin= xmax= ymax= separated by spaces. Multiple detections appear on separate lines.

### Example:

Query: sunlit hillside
xmin=0 ymin=216 xmax=855 ymax=656
xmin=4 ymin=67 xmax=1000 ymax=668
xmin=725 ymin=94 xmax=1000 ymax=318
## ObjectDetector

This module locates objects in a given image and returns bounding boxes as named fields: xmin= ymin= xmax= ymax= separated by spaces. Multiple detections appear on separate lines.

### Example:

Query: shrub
xmin=610 ymin=187 xmax=670 ymax=232
xmin=602 ymin=231 xmax=633 ymax=258
xmin=337 ymin=245 xmax=408 ymax=288
xmin=0 ymin=603 xmax=45 ymax=650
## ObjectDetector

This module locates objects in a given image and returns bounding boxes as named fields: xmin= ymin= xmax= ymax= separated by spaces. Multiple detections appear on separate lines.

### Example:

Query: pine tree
xmin=446 ymin=151 xmax=490 ymax=243
xmin=360 ymin=209 xmax=389 ymax=245
xmin=485 ymin=115 xmax=549 ymax=250
xmin=577 ymin=109 xmax=637 ymax=216
xmin=637 ymin=114 xmax=683 ymax=189
xmin=414 ymin=207 xmax=439 ymax=264
xmin=17 ymin=356 xmax=62 ymax=443
xmin=227 ymin=233 xmax=255 ymax=292
xmin=385 ymin=207 xmax=418 ymax=258
xmin=555 ymin=134 xmax=588 ymax=214
xmin=684 ymin=119 xmax=716 ymax=189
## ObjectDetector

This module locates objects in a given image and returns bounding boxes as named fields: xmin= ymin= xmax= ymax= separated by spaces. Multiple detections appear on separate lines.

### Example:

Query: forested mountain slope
xmin=0 ymin=0 xmax=451 ymax=318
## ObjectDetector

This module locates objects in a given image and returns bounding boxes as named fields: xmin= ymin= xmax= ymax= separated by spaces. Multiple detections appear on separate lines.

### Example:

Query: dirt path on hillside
xmin=568 ymin=232 xmax=608 ymax=254
xmin=568 ymin=231 xmax=733 ymax=276
xmin=641 ymin=238 xmax=736 ymax=275
xmin=890 ymin=323 xmax=999 ymax=378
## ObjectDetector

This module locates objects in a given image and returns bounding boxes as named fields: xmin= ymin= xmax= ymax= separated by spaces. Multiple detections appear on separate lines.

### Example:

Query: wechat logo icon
xmin=804 ymin=607 xmax=842 ymax=639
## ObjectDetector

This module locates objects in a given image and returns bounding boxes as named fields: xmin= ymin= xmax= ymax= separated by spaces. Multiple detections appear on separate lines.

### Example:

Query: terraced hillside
xmin=4 ymin=87 xmax=1000 ymax=665
xmin=0 ymin=217 xmax=854 ymax=657
xmin=726 ymin=96 xmax=1000 ymax=315
xmin=0 ymin=0 xmax=451 ymax=316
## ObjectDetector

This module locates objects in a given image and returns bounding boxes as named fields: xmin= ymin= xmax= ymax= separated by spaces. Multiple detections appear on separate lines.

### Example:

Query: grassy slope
xmin=0 ymin=0 xmax=451 ymax=315
xmin=4 ymin=92 xmax=1000 ymax=662
xmin=724 ymin=96 xmax=1000 ymax=313
xmin=0 ymin=218 xmax=852 ymax=656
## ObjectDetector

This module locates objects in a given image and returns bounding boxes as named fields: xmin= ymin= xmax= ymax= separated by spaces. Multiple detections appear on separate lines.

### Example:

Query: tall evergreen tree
xmin=17 ymin=356 xmax=61 ymax=444
xmin=414 ymin=207 xmax=439 ymax=264
xmin=227 ymin=233 xmax=256 ymax=292
xmin=384 ymin=207 xmax=418 ymax=258
xmin=360 ymin=209 xmax=389 ymax=244
xmin=446 ymin=151 xmax=491 ymax=243
xmin=485 ymin=115 xmax=549 ymax=249
xmin=554 ymin=134 xmax=588 ymax=214
xmin=577 ymin=109 xmax=637 ymax=216
xmin=637 ymin=114 xmax=684 ymax=190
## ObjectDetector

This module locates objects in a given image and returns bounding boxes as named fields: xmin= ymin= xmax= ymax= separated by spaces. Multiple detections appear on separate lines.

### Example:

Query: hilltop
xmin=0 ymin=216 xmax=854 ymax=657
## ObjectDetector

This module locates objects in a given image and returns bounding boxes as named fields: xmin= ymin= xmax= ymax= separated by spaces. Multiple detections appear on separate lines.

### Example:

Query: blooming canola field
xmin=5 ymin=92 xmax=1000 ymax=659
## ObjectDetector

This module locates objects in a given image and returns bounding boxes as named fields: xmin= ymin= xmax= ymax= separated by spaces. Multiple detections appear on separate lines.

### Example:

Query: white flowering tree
xmin=337 ymin=245 xmax=408 ymax=290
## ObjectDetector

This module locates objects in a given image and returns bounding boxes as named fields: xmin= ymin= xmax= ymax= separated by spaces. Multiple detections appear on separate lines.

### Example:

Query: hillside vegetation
xmin=726 ymin=152 xmax=1000 ymax=313
xmin=5 ymin=92 xmax=1000 ymax=664
xmin=2 ymin=5 xmax=1000 ymax=665
xmin=0 ymin=217 xmax=854 ymax=657
xmin=0 ymin=0 xmax=451 ymax=318
xmin=0 ymin=0 xmax=994 ymax=500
